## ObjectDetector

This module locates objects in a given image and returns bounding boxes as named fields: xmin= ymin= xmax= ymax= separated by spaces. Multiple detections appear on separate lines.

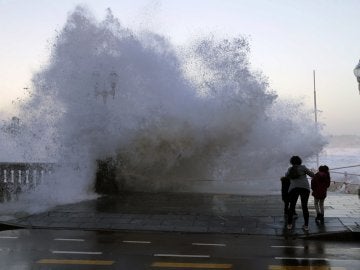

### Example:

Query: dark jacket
xmin=281 ymin=177 xmax=290 ymax=202
xmin=311 ymin=171 xmax=330 ymax=199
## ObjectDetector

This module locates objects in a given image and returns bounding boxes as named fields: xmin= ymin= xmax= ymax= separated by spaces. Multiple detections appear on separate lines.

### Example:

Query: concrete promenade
xmin=1 ymin=192 xmax=359 ymax=239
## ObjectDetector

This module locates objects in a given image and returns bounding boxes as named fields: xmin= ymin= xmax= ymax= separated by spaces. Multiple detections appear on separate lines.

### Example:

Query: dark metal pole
xmin=313 ymin=70 xmax=318 ymax=125
xmin=313 ymin=70 xmax=319 ymax=168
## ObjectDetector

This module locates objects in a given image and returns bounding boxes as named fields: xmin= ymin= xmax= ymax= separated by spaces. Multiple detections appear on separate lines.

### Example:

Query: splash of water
xmin=1 ymin=6 xmax=326 ymax=206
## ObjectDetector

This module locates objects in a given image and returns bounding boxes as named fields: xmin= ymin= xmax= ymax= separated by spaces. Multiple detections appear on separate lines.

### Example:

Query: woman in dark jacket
xmin=311 ymin=165 xmax=331 ymax=225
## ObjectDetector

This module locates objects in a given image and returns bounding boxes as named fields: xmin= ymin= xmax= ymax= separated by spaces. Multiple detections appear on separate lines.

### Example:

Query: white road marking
xmin=52 ymin=251 xmax=102 ymax=255
xmin=192 ymin=243 xmax=226 ymax=247
xmin=154 ymin=254 xmax=210 ymax=258
xmin=273 ymin=246 xmax=360 ymax=252
xmin=275 ymin=257 xmax=360 ymax=262
xmin=0 ymin=236 xmax=18 ymax=239
xmin=54 ymin=238 xmax=85 ymax=242
xmin=271 ymin=245 xmax=304 ymax=249
xmin=122 ymin=240 xmax=151 ymax=244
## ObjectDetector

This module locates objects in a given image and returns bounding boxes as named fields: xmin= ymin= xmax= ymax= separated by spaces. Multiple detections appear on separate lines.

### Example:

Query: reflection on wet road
xmin=0 ymin=229 xmax=359 ymax=269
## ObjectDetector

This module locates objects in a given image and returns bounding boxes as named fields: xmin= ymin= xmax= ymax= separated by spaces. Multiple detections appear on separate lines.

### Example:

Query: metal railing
xmin=328 ymin=164 xmax=360 ymax=195
xmin=0 ymin=162 xmax=54 ymax=202
xmin=329 ymin=164 xmax=360 ymax=178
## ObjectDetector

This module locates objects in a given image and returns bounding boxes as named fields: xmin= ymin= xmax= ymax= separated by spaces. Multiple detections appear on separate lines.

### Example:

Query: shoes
xmin=287 ymin=224 xmax=293 ymax=230
xmin=316 ymin=214 xmax=325 ymax=225
xmin=302 ymin=225 xmax=309 ymax=231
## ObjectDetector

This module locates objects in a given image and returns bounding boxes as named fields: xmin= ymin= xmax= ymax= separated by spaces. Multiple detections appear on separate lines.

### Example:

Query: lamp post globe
xmin=354 ymin=60 xmax=360 ymax=94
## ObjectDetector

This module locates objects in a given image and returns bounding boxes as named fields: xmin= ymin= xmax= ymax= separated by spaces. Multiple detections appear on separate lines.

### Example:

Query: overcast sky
xmin=1 ymin=0 xmax=359 ymax=135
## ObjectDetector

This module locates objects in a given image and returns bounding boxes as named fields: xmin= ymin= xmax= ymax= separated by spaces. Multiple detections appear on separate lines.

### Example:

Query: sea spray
xmin=0 ymin=6 xmax=326 ymax=207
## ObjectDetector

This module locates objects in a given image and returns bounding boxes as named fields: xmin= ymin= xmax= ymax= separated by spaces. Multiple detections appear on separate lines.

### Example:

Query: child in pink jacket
xmin=311 ymin=165 xmax=331 ymax=225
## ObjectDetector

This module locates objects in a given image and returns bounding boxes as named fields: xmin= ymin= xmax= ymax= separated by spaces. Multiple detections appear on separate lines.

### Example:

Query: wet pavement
xmin=1 ymin=192 xmax=359 ymax=239
xmin=1 ymin=229 xmax=360 ymax=270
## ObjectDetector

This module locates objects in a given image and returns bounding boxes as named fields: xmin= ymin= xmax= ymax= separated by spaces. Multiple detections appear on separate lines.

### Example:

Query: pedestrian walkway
xmin=1 ymin=192 xmax=359 ymax=238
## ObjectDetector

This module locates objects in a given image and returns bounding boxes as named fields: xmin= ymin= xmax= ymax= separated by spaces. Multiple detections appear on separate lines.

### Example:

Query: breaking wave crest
xmin=0 ymin=6 xmax=326 ymax=205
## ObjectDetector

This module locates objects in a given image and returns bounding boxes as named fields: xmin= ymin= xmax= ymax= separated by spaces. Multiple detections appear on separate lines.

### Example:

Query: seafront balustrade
xmin=0 ymin=162 xmax=54 ymax=202
xmin=1 ymin=162 xmax=359 ymax=202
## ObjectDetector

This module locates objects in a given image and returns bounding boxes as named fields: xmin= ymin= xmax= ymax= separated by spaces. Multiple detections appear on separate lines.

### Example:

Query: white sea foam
xmin=0 ymin=6 xmax=326 ymax=207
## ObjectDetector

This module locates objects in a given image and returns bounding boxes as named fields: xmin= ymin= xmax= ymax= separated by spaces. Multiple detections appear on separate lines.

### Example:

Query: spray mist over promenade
xmin=0 ymin=7 xmax=325 ymax=209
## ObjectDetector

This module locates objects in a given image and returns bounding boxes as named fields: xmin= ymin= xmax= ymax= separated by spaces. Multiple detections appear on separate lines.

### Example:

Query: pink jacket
xmin=311 ymin=171 xmax=330 ymax=199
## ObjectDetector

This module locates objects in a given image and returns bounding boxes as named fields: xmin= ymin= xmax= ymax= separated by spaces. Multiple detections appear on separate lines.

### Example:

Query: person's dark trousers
xmin=281 ymin=177 xmax=290 ymax=215
xmin=287 ymin=188 xmax=310 ymax=226
xmin=283 ymin=198 xmax=290 ymax=215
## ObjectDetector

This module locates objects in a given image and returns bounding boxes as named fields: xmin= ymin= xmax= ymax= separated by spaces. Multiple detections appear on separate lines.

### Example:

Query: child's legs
xmin=314 ymin=198 xmax=321 ymax=214
xmin=319 ymin=199 xmax=325 ymax=215
xmin=314 ymin=198 xmax=325 ymax=215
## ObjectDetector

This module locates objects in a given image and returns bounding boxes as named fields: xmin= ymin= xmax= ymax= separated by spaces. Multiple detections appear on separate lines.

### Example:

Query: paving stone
xmin=143 ymin=219 xmax=163 ymax=226
xmin=139 ymin=225 xmax=175 ymax=231
xmin=173 ymin=226 xmax=208 ymax=233
xmin=101 ymin=218 xmax=132 ymax=224
xmin=193 ymin=220 xmax=210 ymax=227
xmin=1 ymin=192 xmax=358 ymax=239
xmin=49 ymin=222 xmax=81 ymax=228
xmin=162 ymin=220 xmax=194 ymax=226
xmin=129 ymin=218 xmax=146 ymax=225
xmin=111 ymin=224 xmax=138 ymax=230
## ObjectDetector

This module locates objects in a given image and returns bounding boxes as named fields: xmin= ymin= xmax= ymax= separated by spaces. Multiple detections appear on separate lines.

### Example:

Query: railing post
xmin=25 ymin=170 xmax=29 ymax=184
xmin=33 ymin=170 xmax=37 ymax=185
xmin=3 ymin=170 xmax=7 ymax=183
xmin=11 ymin=170 xmax=14 ymax=183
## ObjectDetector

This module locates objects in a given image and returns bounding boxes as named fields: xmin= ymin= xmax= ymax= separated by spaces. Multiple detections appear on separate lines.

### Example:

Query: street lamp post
xmin=94 ymin=71 xmax=119 ymax=104
xmin=109 ymin=72 xmax=119 ymax=100
xmin=354 ymin=60 xmax=360 ymax=95
xmin=313 ymin=70 xmax=319 ymax=168
xmin=353 ymin=61 xmax=360 ymax=197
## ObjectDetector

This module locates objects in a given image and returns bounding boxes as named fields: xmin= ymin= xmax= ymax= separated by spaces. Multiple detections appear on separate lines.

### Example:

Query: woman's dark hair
xmin=290 ymin=156 xmax=302 ymax=165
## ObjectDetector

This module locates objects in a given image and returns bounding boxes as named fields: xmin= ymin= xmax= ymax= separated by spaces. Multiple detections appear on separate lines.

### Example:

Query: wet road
xmin=0 ymin=229 xmax=359 ymax=269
